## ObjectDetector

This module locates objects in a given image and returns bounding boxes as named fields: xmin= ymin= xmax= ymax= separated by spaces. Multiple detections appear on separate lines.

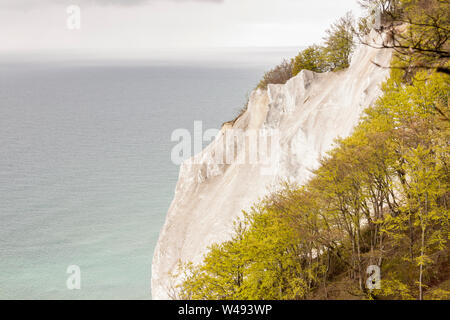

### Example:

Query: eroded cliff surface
xmin=152 ymin=31 xmax=392 ymax=300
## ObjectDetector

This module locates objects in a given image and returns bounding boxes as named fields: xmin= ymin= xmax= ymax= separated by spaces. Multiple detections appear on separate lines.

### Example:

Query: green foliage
xmin=323 ymin=12 xmax=355 ymax=71
xmin=292 ymin=45 xmax=329 ymax=76
xmin=259 ymin=12 xmax=356 ymax=89
xmin=395 ymin=0 xmax=450 ymax=75
xmin=292 ymin=13 xmax=355 ymax=77
xmin=177 ymin=208 xmax=315 ymax=300
xmin=358 ymin=0 xmax=450 ymax=76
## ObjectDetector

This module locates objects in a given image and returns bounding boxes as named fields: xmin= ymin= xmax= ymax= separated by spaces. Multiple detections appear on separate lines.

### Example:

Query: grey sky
xmin=0 ymin=0 xmax=363 ymax=54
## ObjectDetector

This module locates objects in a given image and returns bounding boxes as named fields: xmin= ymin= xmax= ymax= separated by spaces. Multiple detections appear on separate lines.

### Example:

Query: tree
xmin=358 ymin=0 xmax=450 ymax=76
xmin=323 ymin=12 xmax=355 ymax=71
xmin=358 ymin=0 xmax=397 ymax=18
xmin=292 ymin=45 xmax=329 ymax=76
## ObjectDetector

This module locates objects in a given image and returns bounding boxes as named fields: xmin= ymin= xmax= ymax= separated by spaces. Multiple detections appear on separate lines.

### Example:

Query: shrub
xmin=257 ymin=59 xmax=294 ymax=90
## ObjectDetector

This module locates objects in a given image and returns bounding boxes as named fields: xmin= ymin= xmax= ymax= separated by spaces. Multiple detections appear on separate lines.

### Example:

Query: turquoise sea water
xmin=0 ymin=58 xmax=267 ymax=299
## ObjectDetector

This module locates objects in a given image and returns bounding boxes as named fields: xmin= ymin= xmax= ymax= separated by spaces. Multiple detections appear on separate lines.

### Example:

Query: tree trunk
xmin=409 ymin=212 xmax=414 ymax=261
xmin=356 ymin=228 xmax=363 ymax=292
xmin=419 ymin=222 xmax=425 ymax=300
xmin=419 ymin=193 xmax=428 ymax=301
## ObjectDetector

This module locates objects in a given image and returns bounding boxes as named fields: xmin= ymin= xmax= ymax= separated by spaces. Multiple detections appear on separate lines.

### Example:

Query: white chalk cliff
xmin=152 ymin=31 xmax=392 ymax=300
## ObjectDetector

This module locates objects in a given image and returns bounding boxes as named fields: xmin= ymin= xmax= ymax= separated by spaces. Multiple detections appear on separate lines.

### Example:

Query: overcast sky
xmin=0 ymin=0 xmax=363 ymax=54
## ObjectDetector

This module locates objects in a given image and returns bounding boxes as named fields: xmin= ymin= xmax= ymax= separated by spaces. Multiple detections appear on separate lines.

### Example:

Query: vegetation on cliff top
xmin=257 ymin=12 xmax=355 ymax=90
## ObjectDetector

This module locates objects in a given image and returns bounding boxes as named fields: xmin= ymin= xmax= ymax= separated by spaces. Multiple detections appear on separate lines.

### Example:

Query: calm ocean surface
xmin=0 ymin=56 xmax=270 ymax=299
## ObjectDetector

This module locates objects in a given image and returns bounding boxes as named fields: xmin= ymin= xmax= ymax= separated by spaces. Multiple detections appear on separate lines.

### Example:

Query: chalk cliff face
xmin=152 ymin=31 xmax=392 ymax=300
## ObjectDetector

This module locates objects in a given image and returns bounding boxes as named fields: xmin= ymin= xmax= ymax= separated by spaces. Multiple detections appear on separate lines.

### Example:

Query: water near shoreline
xmin=0 ymin=58 xmax=267 ymax=299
